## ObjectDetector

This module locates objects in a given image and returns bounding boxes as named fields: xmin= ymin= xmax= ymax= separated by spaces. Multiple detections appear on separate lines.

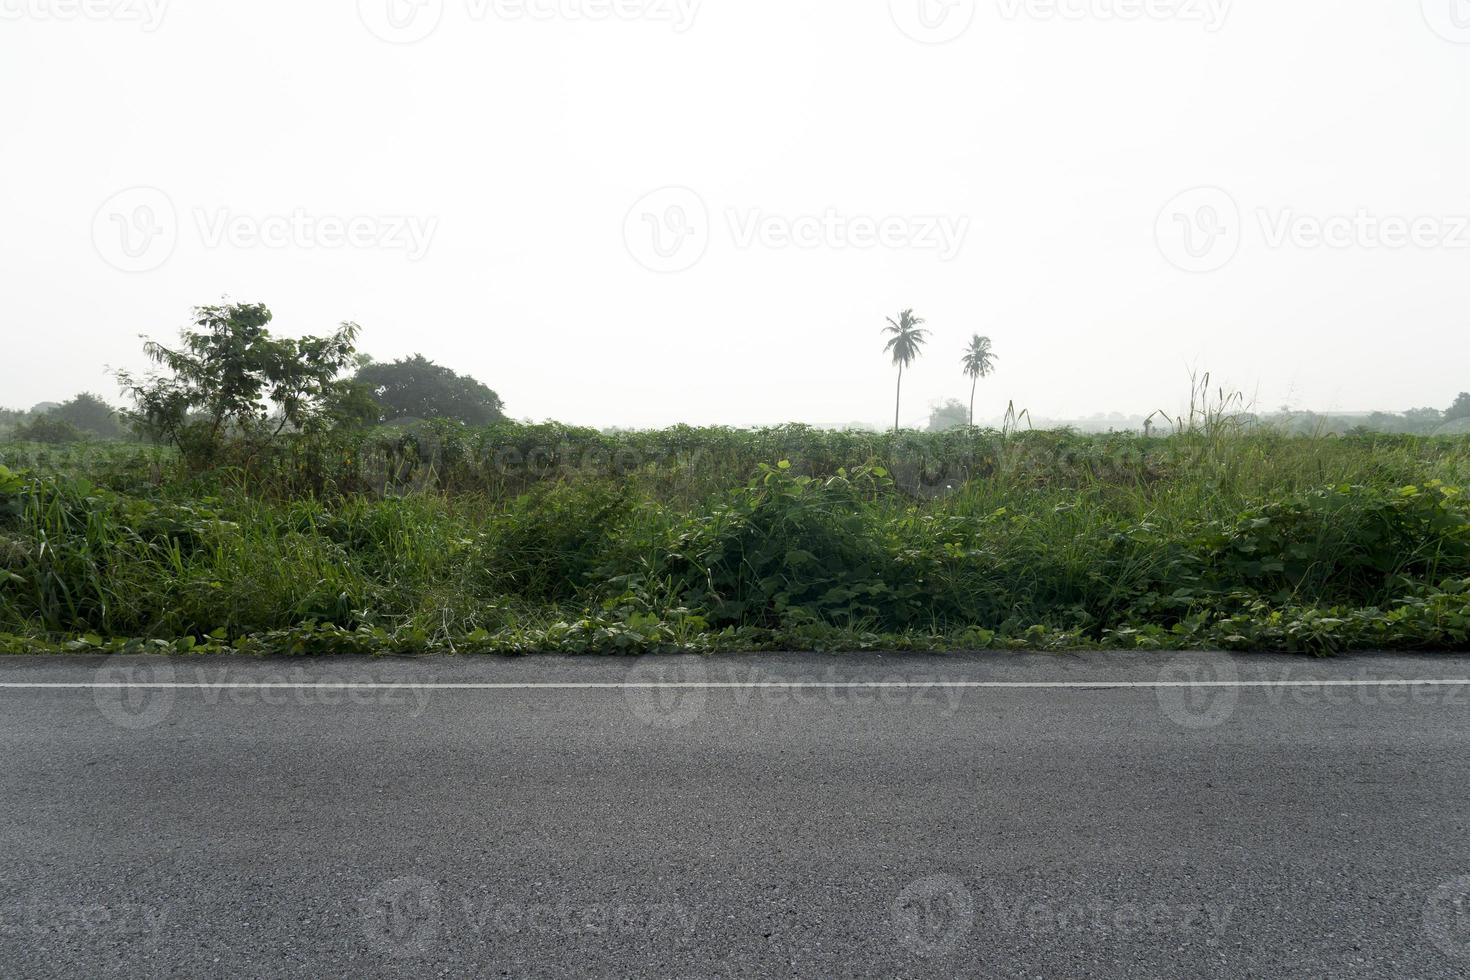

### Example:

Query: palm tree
xmin=883 ymin=310 xmax=929 ymax=433
xmin=960 ymin=335 xmax=998 ymax=427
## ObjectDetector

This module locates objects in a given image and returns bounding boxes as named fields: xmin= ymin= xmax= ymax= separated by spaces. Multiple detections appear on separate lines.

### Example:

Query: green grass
xmin=2 ymin=425 xmax=1470 ymax=656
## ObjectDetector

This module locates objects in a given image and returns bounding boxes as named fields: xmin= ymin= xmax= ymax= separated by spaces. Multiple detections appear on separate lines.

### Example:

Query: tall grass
xmin=2 ymin=426 xmax=1469 ymax=654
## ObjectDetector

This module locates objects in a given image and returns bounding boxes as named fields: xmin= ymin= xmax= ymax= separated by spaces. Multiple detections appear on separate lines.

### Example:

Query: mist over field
xmin=2 ymin=4 xmax=1468 ymax=657
xmin=4 ymin=2 xmax=1469 ymax=428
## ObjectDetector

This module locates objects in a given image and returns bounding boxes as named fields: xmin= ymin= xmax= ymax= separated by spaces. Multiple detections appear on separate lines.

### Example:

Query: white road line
xmin=1 ymin=680 xmax=1469 ymax=691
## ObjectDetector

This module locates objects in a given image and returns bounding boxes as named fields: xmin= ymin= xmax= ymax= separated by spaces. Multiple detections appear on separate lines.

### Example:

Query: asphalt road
xmin=4 ymin=650 xmax=1470 ymax=978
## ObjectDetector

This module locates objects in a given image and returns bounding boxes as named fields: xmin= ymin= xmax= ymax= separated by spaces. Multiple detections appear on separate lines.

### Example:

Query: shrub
xmin=12 ymin=415 xmax=83 ymax=444
xmin=3 ymin=428 xmax=1470 ymax=654
xmin=484 ymin=481 xmax=633 ymax=602
xmin=667 ymin=463 xmax=903 ymax=627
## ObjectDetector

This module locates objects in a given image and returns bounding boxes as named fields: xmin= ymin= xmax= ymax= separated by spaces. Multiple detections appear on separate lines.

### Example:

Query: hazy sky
xmin=3 ymin=1 xmax=1468 ymax=428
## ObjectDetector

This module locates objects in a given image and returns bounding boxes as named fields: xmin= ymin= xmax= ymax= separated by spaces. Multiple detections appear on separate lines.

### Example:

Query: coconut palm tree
xmin=883 ymin=310 xmax=929 ymax=433
xmin=960 ymin=334 xmax=998 ymax=427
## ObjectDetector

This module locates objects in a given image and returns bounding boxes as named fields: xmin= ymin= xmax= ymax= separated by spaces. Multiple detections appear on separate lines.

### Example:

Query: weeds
xmin=2 ymin=427 xmax=1470 ymax=655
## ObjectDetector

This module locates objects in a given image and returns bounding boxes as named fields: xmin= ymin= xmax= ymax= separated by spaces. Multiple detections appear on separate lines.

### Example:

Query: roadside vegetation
xmin=2 ymin=302 xmax=1468 ymax=656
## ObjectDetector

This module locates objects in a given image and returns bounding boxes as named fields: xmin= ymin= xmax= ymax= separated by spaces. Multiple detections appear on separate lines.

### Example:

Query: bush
xmin=51 ymin=393 xmax=127 ymax=440
xmin=670 ymin=464 xmax=921 ymax=628
xmin=12 ymin=416 xmax=83 ymax=444
xmin=3 ymin=428 xmax=1470 ymax=654
xmin=484 ymin=481 xmax=633 ymax=602
xmin=1195 ymin=483 xmax=1470 ymax=605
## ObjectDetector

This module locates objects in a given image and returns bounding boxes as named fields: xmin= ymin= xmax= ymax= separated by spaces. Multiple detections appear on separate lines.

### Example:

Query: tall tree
xmin=960 ymin=335 xmax=998 ymax=427
xmin=353 ymin=355 xmax=506 ymax=426
xmin=50 ymin=393 xmax=126 ymax=440
xmin=882 ymin=310 xmax=929 ymax=433
xmin=116 ymin=302 xmax=360 ymax=462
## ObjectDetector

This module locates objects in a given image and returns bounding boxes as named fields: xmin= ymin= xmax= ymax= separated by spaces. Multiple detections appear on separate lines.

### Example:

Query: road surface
xmin=3 ymin=650 xmax=1470 ymax=978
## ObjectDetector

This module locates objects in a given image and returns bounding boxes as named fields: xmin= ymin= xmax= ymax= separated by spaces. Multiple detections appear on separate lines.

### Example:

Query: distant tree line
xmin=1 ymin=301 xmax=507 ymax=452
xmin=4 ymin=300 xmax=1468 ymax=445
xmin=1269 ymin=398 xmax=1470 ymax=437
xmin=1 ymin=393 xmax=131 ymax=444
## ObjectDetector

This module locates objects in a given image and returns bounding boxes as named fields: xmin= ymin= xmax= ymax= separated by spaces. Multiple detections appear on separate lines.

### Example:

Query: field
xmin=3 ymin=423 xmax=1470 ymax=656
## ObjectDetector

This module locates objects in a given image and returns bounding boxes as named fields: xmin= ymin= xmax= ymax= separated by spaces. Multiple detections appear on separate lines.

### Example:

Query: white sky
xmin=2 ymin=1 xmax=1468 ymax=428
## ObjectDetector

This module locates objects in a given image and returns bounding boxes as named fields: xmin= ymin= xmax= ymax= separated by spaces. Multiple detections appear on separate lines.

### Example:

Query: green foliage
xmin=10 ymin=415 xmax=83 ymax=445
xmin=354 ymin=354 xmax=505 ymax=426
xmin=669 ymin=463 xmax=898 ymax=627
xmin=322 ymin=378 xmax=384 ymax=430
xmin=883 ymin=310 xmax=928 ymax=369
xmin=1195 ymin=483 xmax=1470 ymax=604
xmin=3 ymin=426 xmax=1470 ymax=655
xmin=1439 ymin=418 xmax=1470 ymax=437
xmin=116 ymin=302 xmax=360 ymax=465
xmin=49 ymin=393 xmax=127 ymax=440
xmin=927 ymin=399 xmax=969 ymax=433
xmin=883 ymin=310 xmax=928 ymax=432
xmin=961 ymin=334 xmax=998 ymax=427
xmin=485 ymin=481 xmax=632 ymax=601
xmin=1362 ymin=408 xmax=1443 ymax=436
xmin=1447 ymin=393 xmax=1470 ymax=424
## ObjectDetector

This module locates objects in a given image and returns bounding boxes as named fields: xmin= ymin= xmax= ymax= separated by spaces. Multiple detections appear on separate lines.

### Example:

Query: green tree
xmin=927 ymin=398 xmax=969 ymax=432
xmin=1403 ymin=407 xmax=1445 ymax=434
xmin=1446 ymin=393 xmax=1470 ymax=423
xmin=50 ymin=393 xmax=125 ymax=440
xmin=13 ymin=415 xmax=82 ymax=444
xmin=116 ymin=302 xmax=359 ymax=462
xmin=882 ymin=310 xmax=928 ymax=433
xmin=960 ymin=335 xmax=998 ymax=427
xmin=353 ymin=354 xmax=506 ymax=426
xmin=0 ymin=408 xmax=29 ymax=438
xmin=322 ymin=378 xmax=384 ymax=430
